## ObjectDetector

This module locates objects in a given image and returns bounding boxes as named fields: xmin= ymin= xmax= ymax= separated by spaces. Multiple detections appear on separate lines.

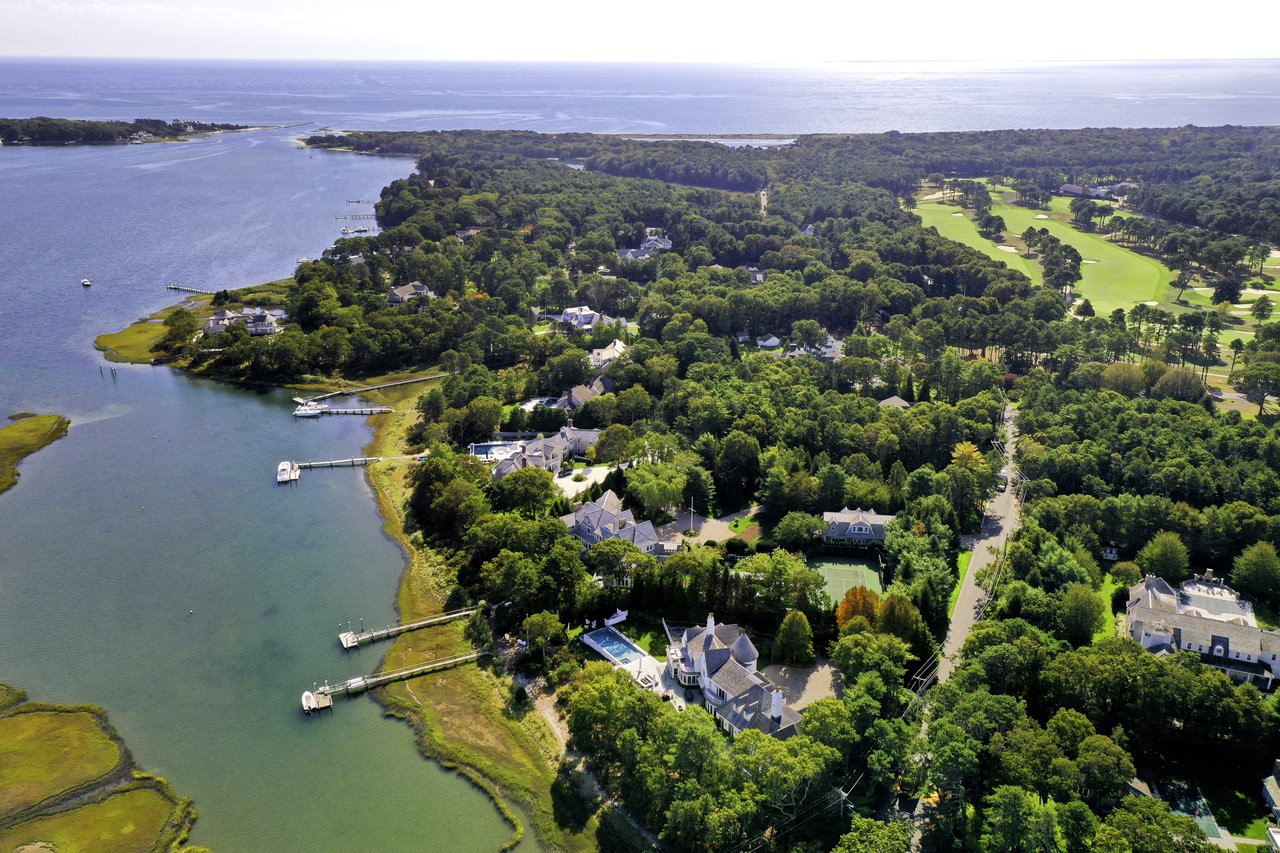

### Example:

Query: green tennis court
xmin=808 ymin=556 xmax=883 ymax=603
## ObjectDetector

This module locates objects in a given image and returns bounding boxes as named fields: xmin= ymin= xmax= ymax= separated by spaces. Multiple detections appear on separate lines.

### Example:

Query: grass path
xmin=948 ymin=552 xmax=974 ymax=619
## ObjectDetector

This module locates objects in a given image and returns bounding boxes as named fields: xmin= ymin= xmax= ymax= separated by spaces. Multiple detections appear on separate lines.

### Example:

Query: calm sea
xmin=0 ymin=59 xmax=1276 ymax=852
xmin=2 ymin=58 xmax=1280 ymax=133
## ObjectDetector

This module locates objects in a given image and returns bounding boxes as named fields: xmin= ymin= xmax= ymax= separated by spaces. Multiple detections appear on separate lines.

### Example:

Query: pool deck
xmin=582 ymin=627 xmax=689 ymax=710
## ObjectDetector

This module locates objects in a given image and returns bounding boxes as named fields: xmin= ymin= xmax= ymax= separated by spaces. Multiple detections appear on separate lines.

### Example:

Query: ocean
xmin=3 ymin=58 xmax=1280 ymax=134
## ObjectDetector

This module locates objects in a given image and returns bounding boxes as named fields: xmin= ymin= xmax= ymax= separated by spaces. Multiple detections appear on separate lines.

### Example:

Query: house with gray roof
xmin=878 ymin=395 xmax=912 ymax=410
xmin=388 ymin=281 xmax=436 ymax=305
xmin=620 ymin=233 xmax=672 ymax=261
xmin=663 ymin=613 xmax=800 ymax=739
xmin=491 ymin=424 xmax=601 ymax=480
xmin=554 ymin=306 xmax=618 ymax=332
xmin=1126 ymin=573 xmax=1280 ymax=687
xmin=554 ymin=376 xmax=614 ymax=411
xmin=589 ymin=339 xmax=629 ymax=369
xmin=561 ymin=490 xmax=660 ymax=556
xmin=822 ymin=507 xmax=895 ymax=546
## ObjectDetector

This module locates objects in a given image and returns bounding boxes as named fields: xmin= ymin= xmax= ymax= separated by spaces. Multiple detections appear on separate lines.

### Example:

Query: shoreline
xmin=0 ymin=413 xmax=71 ymax=495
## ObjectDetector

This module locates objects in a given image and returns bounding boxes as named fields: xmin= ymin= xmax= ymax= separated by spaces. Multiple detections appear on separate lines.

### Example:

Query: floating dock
xmin=338 ymin=607 xmax=478 ymax=650
xmin=304 ymin=651 xmax=489 ymax=712
xmin=334 ymin=213 xmax=377 ymax=220
xmin=294 ymin=405 xmax=393 ymax=417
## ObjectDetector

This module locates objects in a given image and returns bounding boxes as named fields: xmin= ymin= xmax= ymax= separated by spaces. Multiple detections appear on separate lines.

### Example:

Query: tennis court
xmin=808 ymin=556 xmax=883 ymax=603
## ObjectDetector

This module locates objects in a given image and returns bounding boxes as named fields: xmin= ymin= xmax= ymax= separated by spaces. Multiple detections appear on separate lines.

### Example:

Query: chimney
xmin=770 ymin=689 xmax=784 ymax=722
xmin=706 ymin=613 xmax=716 ymax=633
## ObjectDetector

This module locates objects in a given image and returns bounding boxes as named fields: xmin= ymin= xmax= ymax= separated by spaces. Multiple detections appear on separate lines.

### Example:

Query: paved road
xmin=936 ymin=403 xmax=1022 ymax=683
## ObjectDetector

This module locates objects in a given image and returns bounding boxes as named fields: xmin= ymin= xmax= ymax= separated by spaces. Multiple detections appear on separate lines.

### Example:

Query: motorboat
xmin=301 ymin=691 xmax=318 ymax=713
xmin=81 ymin=278 xmax=92 ymax=287
xmin=292 ymin=403 xmax=328 ymax=418
xmin=277 ymin=461 xmax=299 ymax=483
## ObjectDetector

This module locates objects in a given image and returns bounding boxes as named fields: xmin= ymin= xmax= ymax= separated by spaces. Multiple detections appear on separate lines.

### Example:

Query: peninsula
xmin=0 ymin=116 xmax=247 ymax=145
xmin=107 ymin=125 xmax=1280 ymax=852
xmin=0 ymin=413 xmax=69 ymax=495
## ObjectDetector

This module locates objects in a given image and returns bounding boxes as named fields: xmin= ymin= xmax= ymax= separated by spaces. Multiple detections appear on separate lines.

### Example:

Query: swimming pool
xmin=583 ymin=626 xmax=646 ymax=665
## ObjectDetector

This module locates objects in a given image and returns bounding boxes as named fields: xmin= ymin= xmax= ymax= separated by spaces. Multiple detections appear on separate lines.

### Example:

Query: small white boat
xmin=81 ymin=278 xmax=92 ymax=287
xmin=301 ymin=691 xmax=318 ymax=713
xmin=292 ymin=403 xmax=328 ymax=418
xmin=297 ymin=257 xmax=310 ymax=264
xmin=277 ymin=461 xmax=300 ymax=484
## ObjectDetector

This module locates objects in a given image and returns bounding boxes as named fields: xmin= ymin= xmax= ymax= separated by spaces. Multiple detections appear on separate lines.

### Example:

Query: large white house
xmin=663 ymin=613 xmax=801 ymax=739
xmin=1126 ymin=573 xmax=1280 ymax=687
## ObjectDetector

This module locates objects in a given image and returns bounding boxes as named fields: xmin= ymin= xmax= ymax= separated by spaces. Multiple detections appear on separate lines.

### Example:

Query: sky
xmin=1 ymin=0 xmax=1276 ymax=64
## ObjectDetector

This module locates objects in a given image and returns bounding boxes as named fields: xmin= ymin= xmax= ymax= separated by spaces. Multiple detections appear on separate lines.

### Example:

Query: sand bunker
xmin=1034 ymin=214 xmax=1049 ymax=220
xmin=1141 ymin=301 xmax=1159 ymax=306
xmin=1082 ymin=259 xmax=1099 ymax=264
xmin=951 ymin=212 xmax=964 ymax=217
xmin=996 ymin=245 xmax=1019 ymax=253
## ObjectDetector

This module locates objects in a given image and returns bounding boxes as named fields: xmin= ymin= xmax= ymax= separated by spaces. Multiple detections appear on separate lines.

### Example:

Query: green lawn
xmin=915 ymin=188 xmax=1177 ymax=316
xmin=808 ymin=556 xmax=882 ymax=603
xmin=1095 ymin=574 xmax=1123 ymax=643
xmin=948 ymin=552 xmax=974 ymax=619
xmin=628 ymin=624 xmax=669 ymax=658
xmin=989 ymin=189 xmax=1174 ymax=316
xmin=729 ymin=513 xmax=757 ymax=534
xmin=915 ymin=200 xmax=1041 ymax=282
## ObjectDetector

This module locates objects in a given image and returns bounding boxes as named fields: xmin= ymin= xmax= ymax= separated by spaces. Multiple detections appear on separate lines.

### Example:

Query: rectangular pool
xmin=583 ymin=626 xmax=645 ymax=665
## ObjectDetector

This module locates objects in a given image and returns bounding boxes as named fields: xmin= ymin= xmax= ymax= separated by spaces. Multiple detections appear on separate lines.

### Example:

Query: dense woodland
xmin=0 ymin=116 xmax=244 ymax=144
xmin=176 ymin=127 xmax=1280 ymax=851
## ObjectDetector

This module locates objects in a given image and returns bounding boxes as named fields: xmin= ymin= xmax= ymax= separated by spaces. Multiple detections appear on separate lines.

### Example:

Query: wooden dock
xmin=308 ymin=651 xmax=489 ymax=709
xmin=165 ymin=284 xmax=216 ymax=294
xmin=335 ymin=213 xmax=377 ymax=220
xmin=295 ymin=373 xmax=450 ymax=406
xmin=339 ymin=607 xmax=478 ymax=650
xmin=296 ymin=457 xmax=380 ymax=469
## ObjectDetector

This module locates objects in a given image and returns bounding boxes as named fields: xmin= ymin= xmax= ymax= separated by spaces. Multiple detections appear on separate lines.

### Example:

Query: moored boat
xmin=81 ymin=278 xmax=92 ymax=287
xmin=301 ymin=691 xmax=318 ymax=713
xmin=292 ymin=403 xmax=328 ymax=418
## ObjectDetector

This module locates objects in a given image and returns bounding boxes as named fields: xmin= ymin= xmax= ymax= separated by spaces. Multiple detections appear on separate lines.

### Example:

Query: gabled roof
xmin=720 ymin=683 xmax=801 ymax=738
xmin=878 ymin=395 xmax=912 ymax=409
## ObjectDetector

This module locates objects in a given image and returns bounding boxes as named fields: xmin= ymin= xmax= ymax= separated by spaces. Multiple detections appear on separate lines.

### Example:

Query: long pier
xmin=339 ymin=607 xmax=479 ymax=650
xmin=296 ymin=457 xmax=380 ymax=469
xmin=310 ymin=651 xmax=489 ymax=706
xmin=166 ymin=284 xmax=216 ymax=294
xmin=335 ymin=213 xmax=377 ymax=220
xmin=294 ymin=373 xmax=450 ymax=405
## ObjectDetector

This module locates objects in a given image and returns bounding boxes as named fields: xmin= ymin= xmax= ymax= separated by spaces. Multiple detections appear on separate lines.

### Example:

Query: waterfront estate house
xmin=822 ymin=507 xmax=895 ymax=546
xmin=202 ymin=307 xmax=284 ymax=337
xmin=664 ymin=613 xmax=801 ymax=738
xmin=492 ymin=423 xmax=602 ymax=480
xmin=590 ymin=339 xmax=629 ymax=369
xmin=387 ymin=281 xmax=436 ymax=304
xmin=561 ymin=490 xmax=660 ymax=557
xmin=1125 ymin=574 xmax=1280 ymax=687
